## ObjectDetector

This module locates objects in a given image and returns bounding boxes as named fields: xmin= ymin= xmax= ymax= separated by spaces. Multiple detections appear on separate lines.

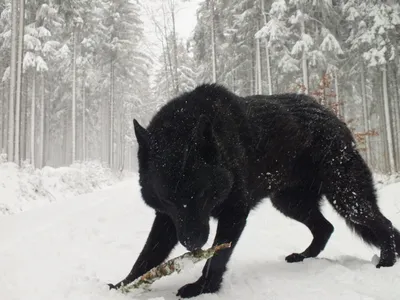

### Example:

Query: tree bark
xmin=300 ymin=17 xmax=309 ymax=94
xmin=360 ymin=60 xmax=370 ymax=165
xmin=334 ymin=69 xmax=340 ymax=117
xmin=170 ymin=0 xmax=179 ymax=94
xmin=210 ymin=0 xmax=217 ymax=83
xmin=14 ymin=0 xmax=25 ymax=164
xmin=20 ymin=74 xmax=27 ymax=162
xmin=109 ymin=59 xmax=114 ymax=168
xmin=161 ymin=2 xmax=176 ymax=95
xmin=382 ymin=64 xmax=395 ymax=174
xmin=260 ymin=0 xmax=272 ymax=95
xmin=256 ymin=34 xmax=262 ymax=94
xmin=392 ymin=61 xmax=400 ymax=170
xmin=0 ymin=80 xmax=3 ymax=152
xmin=8 ymin=0 xmax=18 ymax=161
xmin=161 ymin=38 xmax=171 ymax=98
xmin=82 ymin=83 xmax=86 ymax=161
xmin=72 ymin=28 xmax=77 ymax=163
xmin=39 ymin=73 xmax=45 ymax=168
xmin=30 ymin=70 xmax=36 ymax=167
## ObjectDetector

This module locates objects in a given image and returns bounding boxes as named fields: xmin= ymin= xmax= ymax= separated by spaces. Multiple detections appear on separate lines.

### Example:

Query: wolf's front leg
xmin=109 ymin=212 xmax=178 ymax=289
xmin=177 ymin=205 xmax=249 ymax=298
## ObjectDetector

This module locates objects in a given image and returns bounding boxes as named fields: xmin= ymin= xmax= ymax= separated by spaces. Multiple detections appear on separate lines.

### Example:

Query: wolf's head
xmin=133 ymin=115 xmax=233 ymax=251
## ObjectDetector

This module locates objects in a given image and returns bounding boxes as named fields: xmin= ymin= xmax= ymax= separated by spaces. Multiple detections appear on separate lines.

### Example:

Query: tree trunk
xmin=14 ymin=0 xmax=25 ymax=164
xmin=249 ymin=51 xmax=253 ymax=95
xmin=0 ymin=81 xmax=3 ymax=152
xmin=360 ymin=61 xmax=370 ymax=165
xmin=62 ymin=113 xmax=68 ymax=165
xmin=30 ymin=70 xmax=36 ymax=167
xmin=162 ymin=2 xmax=176 ymax=95
xmin=82 ymin=83 xmax=86 ymax=161
xmin=265 ymin=43 xmax=272 ymax=95
xmin=334 ymin=69 xmax=340 ymax=117
xmin=170 ymin=1 xmax=179 ymax=94
xmin=8 ymin=0 xmax=18 ymax=161
xmin=119 ymin=121 xmax=125 ymax=172
xmin=102 ymin=92 xmax=108 ymax=165
xmin=382 ymin=64 xmax=395 ymax=174
xmin=256 ymin=35 xmax=262 ymax=94
xmin=161 ymin=38 xmax=171 ymax=98
xmin=72 ymin=28 xmax=77 ymax=163
xmin=392 ymin=61 xmax=400 ymax=170
xmin=39 ymin=73 xmax=45 ymax=168
xmin=210 ymin=0 xmax=217 ymax=83
xmin=109 ymin=59 xmax=114 ymax=168
xmin=23 ymin=81 xmax=28 ymax=161
xmin=20 ymin=75 xmax=27 ymax=162
xmin=117 ymin=90 xmax=124 ymax=172
xmin=261 ymin=0 xmax=272 ymax=95
xmin=300 ymin=17 xmax=309 ymax=94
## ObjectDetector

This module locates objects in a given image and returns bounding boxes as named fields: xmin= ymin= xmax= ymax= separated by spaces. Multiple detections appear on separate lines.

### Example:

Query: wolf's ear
xmin=133 ymin=119 xmax=150 ymax=149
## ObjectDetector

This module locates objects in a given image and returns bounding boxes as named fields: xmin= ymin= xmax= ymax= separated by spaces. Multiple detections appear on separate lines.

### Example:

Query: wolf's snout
xmin=180 ymin=234 xmax=207 ymax=251
xmin=177 ymin=218 xmax=209 ymax=251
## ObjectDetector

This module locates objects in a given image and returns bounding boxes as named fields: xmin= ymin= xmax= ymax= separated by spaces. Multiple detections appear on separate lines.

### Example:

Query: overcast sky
xmin=174 ymin=0 xmax=202 ymax=40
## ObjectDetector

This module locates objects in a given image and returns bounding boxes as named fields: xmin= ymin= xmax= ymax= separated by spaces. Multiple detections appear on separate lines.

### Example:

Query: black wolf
xmin=109 ymin=84 xmax=400 ymax=298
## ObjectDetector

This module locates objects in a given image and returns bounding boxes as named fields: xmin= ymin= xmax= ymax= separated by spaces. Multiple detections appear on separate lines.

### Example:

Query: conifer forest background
xmin=0 ymin=0 xmax=399 ymax=174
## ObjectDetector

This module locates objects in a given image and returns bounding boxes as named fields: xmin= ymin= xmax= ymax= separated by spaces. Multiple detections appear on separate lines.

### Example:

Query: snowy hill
xmin=1 ymin=170 xmax=400 ymax=300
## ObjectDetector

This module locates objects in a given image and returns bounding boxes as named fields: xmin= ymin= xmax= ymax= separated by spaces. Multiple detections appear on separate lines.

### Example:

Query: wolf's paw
xmin=285 ymin=253 xmax=306 ymax=263
xmin=376 ymin=253 xmax=396 ymax=268
xmin=177 ymin=278 xmax=220 ymax=298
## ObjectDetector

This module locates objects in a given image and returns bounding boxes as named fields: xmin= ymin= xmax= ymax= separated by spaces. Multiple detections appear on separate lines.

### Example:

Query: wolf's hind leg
xmin=271 ymin=187 xmax=334 ymax=262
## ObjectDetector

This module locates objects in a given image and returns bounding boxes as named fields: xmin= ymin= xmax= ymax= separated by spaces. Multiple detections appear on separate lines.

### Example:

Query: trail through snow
xmin=1 ymin=174 xmax=400 ymax=300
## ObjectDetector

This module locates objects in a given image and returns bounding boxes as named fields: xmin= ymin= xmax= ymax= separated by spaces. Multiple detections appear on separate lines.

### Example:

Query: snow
xmin=37 ymin=26 xmax=52 ymax=38
xmin=22 ymin=51 xmax=36 ymax=71
xmin=0 ymin=161 xmax=122 ymax=215
xmin=1 ymin=171 xmax=400 ymax=300
xmin=320 ymin=33 xmax=344 ymax=55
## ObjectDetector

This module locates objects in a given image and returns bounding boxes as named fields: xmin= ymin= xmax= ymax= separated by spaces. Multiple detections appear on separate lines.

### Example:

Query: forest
xmin=0 ymin=0 xmax=399 ymax=174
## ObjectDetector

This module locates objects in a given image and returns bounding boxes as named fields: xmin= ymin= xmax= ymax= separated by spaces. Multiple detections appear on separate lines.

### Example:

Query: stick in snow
xmin=119 ymin=242 xmax=232 ymax=293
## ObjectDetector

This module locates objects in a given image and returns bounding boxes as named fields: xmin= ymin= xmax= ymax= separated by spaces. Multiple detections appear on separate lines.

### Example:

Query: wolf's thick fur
xmin=109 ymin=84 xmax=400 ymax=298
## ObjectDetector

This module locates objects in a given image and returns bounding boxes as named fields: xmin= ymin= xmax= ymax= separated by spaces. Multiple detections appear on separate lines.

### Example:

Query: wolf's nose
xmin=181 ymin=235 xmax=205 ymax=251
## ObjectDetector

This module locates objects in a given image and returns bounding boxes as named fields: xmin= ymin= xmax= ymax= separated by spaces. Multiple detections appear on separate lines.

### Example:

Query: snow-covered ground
xmin=0 ymin=161 xmax=126 ymax=215
xmin=1 ymin=171 xmax=400 ymax=300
